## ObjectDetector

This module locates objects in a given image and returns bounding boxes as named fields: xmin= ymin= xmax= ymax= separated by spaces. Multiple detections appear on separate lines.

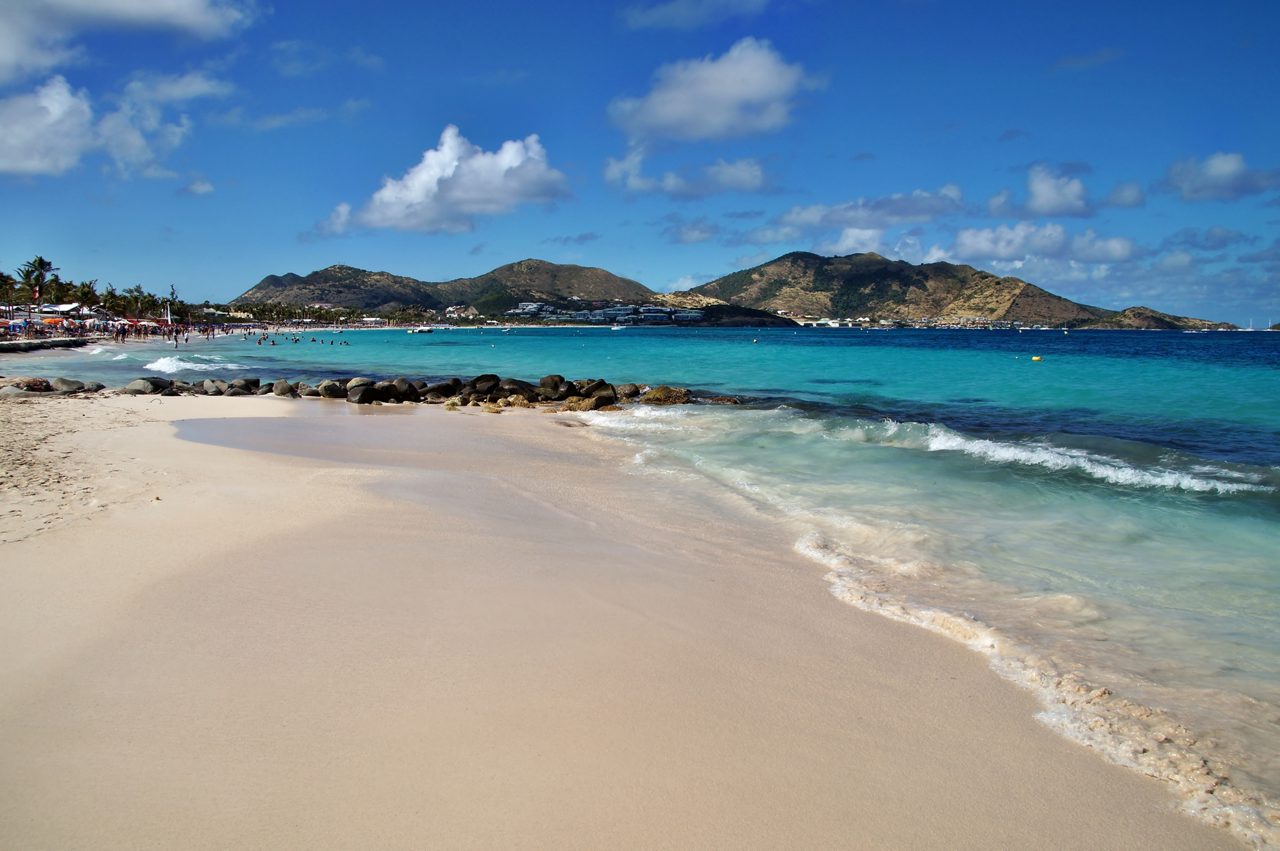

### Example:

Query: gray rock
xmin=224 ymin=387 xmax=249 ymax=397
xmin=256 ymin=385 xmax=273 ymax=395
xmin=230 ymin=377 xmax=260 ymax=391
xmin=124 ymin=377 xmax=167 ymax=395
xmin=639 ymin=385 xmax=692 ymax=405
xmin=539 ymin=374 xmax=565 ymax=390
xmin=347 ymin=384 xmax=380 ymax=404
xmin=51 ymin=377 xmax=85 ymax=392
xmin=202 ymin=379 xmax=223 ymax=396
xmin=272 ymin=379 xmax=295 ymax=397
xmin=317 ymin=379 xmax=346 ymax=398
xmin=615 ymin=383 xmax=641 ymax=398
xmin=346 ymin=377 xmax=375 ymax=391
xmin=82 ymin=382 xmax=105 ymax=393
xmin=424 ymin=379 xmax=461 ymax=396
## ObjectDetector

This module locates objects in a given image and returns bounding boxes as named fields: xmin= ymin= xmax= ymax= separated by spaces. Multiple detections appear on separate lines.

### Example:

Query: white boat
xmin=610 ymin=324 xmax=625 ymax=331
xmin=406 ymin=326 xmax=433 ymax=334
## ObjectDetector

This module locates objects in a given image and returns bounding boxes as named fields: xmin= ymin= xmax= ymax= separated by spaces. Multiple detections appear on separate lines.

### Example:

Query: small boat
xmin=406 ymin=326 xmax=433 ymax=334
xmin=610 ymin=324 xmax=625 ymax=331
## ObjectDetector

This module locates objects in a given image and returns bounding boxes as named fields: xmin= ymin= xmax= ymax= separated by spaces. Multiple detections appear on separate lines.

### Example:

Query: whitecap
xmin=143 ymin=355 xmax=249 ymax=373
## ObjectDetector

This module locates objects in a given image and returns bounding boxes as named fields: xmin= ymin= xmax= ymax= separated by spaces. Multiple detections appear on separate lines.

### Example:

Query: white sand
xmin=0 ymin=396 xmax=1243 ymax=849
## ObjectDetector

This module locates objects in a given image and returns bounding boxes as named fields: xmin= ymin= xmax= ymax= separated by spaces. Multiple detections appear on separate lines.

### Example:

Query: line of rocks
xmin=2 ymin=373 xmax=740 ymax=411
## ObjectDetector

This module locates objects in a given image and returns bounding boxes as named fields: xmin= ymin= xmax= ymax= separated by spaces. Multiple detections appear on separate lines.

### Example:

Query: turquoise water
xmin=11 ymin=326 xmax=1280 ymax=840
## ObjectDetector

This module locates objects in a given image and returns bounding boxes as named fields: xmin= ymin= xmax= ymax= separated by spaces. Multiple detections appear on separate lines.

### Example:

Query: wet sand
xmin=0 ymin=396 xmax=1242 ymax=849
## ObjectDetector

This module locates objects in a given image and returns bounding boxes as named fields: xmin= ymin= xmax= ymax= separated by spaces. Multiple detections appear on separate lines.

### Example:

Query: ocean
xmin=12 ymin=325 xmax=1280 ymax=840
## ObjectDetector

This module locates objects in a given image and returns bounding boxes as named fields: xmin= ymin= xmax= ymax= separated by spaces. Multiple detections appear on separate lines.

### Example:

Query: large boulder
xmin=346 ymin=377 xmax=375 ymax=391
xmin=499 ymin=378 xmax=540 ymax=402
xmin=255 ymin=385 xmax=273 ymax=395
xmin=347 ymin=384 xmax=381 ymax=404
xmin=615 ymin=383 xmax=641 ymax=399
xmin=424 ymin=378 xmax=461 ymax=396
xmin=124 ymin=377 xmax=170 ymax=395
xmin=202 ymin=379 xmax=223 ymax=396
xmin=81 ymin=382 xmax=105 ymax=393
xmin=230 ymin=377 xmax=260 ymax=392
xmin=51 ymin=377 xmax=84 ymax=393
xmin=539 ymin=374 xmax=566 ymax=390
xmin=639 ymin=385 xmax=692 ymax=405
xmin=2 ymin=376 xmax=52 ymax=392
xmin=471 ymin=374 xmax=501 ymax=395
xmin=317 ymin=379 xmax=347 ymax=399
xmin=392 ymin=377 xmax=420 ymax=402
xmin=224 ymin=387 xmax=249 ymax=397
xmin=298 ymin=384 xmax=321 ymax=398
xmin=272 ymin=379 xmax=296 ymax=397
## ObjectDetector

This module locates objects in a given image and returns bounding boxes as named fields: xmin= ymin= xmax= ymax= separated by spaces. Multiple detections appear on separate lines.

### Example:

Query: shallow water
xmin=11 ymin=326 xmax=1280 ymax=841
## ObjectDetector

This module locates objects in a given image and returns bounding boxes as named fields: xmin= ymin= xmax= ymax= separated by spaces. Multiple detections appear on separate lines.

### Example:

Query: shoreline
xmin=0 ymin=394 xmax=1245 ymax=849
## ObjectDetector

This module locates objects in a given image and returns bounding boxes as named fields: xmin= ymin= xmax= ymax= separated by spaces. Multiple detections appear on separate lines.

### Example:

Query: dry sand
xmin=0 ymin=395 xmax=1243 ymax=849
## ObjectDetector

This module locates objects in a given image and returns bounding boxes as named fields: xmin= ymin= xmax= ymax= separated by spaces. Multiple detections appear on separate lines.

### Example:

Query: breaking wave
xmin=144 ymin=355 xmax=249 ymax=373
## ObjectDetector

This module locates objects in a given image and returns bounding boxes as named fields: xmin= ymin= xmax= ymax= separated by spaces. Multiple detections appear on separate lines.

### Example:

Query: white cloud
xmin=0 ymin=0 xmax=252 ymax=84
xmin=954 ymin=222 xmax=1068 ymax=260
xmin=318 ymin=202 xmax=351 ymax=236
xmin=340 ymin=125 xmax=569 ymax=234
xmin=605 ymin=148 xmax=766 ymax=197
xmin=705 ymin=158 xmax=764 ymax=192
xmin=953 ymin=222 xmax=1139 ymax=266
xmin=0 ymin=76 xmax=95 ymax=175
xmin=98 ymin=71 xmax=232 ymax=177
xmin=181 ymin=178 xmax=214 ymax=195
xmin=1026 ymin=164 xmax=1090 ymax=216
xmin=1162 ymin=225 xmax=1254 ymax=252
xmin=1154 ymin=250 xmax=1195 ymax=272
xmin=821 ymin=227 xmax=882 ymax=255
xmin=1164 ymin=152 xmax=1280 ymax=201
xmin=624 ymin=0 xmax=768 ymax=30
xmin=608 ymin=38 xmax=816 ymax=142
xmin=1070 ymin=229 xmax=1135 ymax=262
xmin=778 ymin=184 xmax=965 ymax=232
xmin=1105 ymin=181 xmax=1145 ymax=208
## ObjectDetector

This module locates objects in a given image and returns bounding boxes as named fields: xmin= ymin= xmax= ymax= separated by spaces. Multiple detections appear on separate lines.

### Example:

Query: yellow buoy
xmin=1031 ymin=355 xmax=1042 ymax=361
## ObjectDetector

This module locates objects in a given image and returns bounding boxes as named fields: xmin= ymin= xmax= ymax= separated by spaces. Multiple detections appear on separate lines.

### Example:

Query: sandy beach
xmin=0 ymin=394 xmax=1243 ymax=849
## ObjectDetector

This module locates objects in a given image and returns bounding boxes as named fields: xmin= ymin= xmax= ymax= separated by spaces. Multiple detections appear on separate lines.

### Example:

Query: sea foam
xmin=144 ymin=355 xmax=248 ymax=373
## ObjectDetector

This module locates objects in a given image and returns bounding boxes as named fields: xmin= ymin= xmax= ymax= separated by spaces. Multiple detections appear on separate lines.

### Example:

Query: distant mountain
xmin=233 ymin=252 xmax=1232 ymax=330
xmin=232 ymin=259 xmax=651 ymax=314
xmin=688 ymin=251 xmax=1109 ymax=325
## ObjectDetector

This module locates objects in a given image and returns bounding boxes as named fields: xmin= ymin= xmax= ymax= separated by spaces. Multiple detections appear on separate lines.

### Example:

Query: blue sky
xmin=1 ymin=0 xmax=1277 ymax=324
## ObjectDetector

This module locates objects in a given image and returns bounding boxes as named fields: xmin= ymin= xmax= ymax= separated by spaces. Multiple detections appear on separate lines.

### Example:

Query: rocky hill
xmin=233 ymin=259 xmax=650 ymax=314
xmin=688 ymin=252 xmax=1114 ymax=326
xmin=233 ymin=253 xmax=1231 ymax=330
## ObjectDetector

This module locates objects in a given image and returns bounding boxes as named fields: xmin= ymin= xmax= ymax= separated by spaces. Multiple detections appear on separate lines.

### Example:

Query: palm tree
xmin=19 ymin=256 xmax=57 ymax=307
xmin=74 ymin=279 xmax=100 ymax=309
xmin=0 ymin=270 xmax=16 ymax=320
xmin=122 ymin=284 xmax=146 ymax=318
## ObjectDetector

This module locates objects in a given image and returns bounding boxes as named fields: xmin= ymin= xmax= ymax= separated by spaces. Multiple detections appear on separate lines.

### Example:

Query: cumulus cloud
xmin=1026 ymin=164 xmax=1090 ymax=216
xmin=331 ymin=125 xmax=569 ymax=234
xmin=820 ymin=227 xmax=883 ymax=255
xmin=954 ymin=222 xmax=1068 ymax=260
xmin=605 ymin=147 xmax=767 ymax=198
xmin=1105 ymin=181 xmax=1145 ymax=208
xmin=953 ymin=222 xmax=1138 ymax=265
xmin=777 ymin=184 xmax=964 ymax=232
xmin=0 ymin=76 xmax=95 ymax=175
xmin=98 ymin=71 xmax=232 ymax=177
xmin=624 ymin=0 xmax=768 ymax=29
xmin=608 ymin=38 xmax=816 ymax=142
xmin=180 ymin=178 xmax=214 ymax=195
xmin=0 ymin=0 xmax=252 ymax=84
xmin=1070 ymin=229 xmax=1136 ymax=262
xmin=1163 ymin=152 xmax=1280 ymax=201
